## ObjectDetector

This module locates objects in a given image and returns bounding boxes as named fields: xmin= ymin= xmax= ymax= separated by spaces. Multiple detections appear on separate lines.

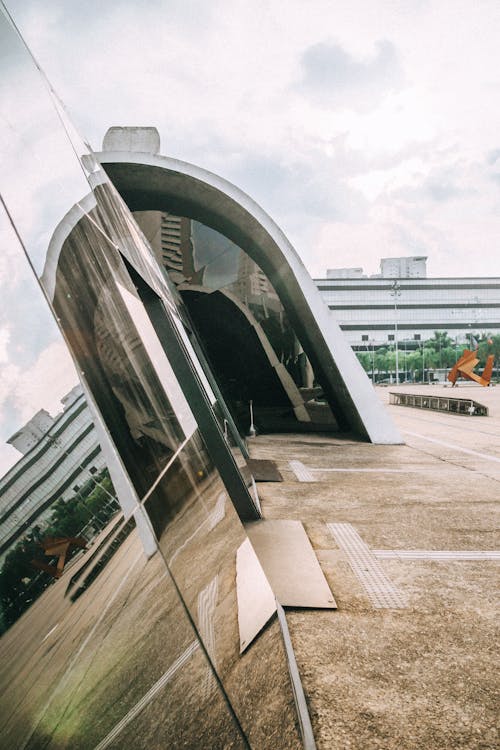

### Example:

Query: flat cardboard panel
xmin=246 ymin=520 xmax=337 ymax=608
xmin=236 ymin=538 xmax=277 ymax=652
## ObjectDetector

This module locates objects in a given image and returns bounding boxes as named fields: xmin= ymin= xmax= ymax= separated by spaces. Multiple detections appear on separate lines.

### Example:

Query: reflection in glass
xmin=0 ymin=7 xmax=96 ymax=276
xmin=135 ymin=211 xmax=338 ymax=435
xmin=147 ymin=441 xmax=301 ymax=749
xmin=0 ymin=7 xmax=305 ymax=747
xmin=50 ymin=188 xmax=186 ymax=498
xmin=49 ymin=190 xmax=302 ymax=747
xmin=0 ymin=527 xmax=248 ymax=749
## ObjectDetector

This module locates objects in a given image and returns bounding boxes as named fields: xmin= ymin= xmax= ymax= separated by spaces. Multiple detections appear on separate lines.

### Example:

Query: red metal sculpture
xmin=31 ymin=536 xmax=87 ymax=579
xmin=447 ymin=350 xmax=494 ymax=387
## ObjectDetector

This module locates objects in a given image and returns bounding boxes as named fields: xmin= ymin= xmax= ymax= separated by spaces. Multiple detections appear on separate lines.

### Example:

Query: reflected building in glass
xmin=0 ymin=5 xmax=400 ymax=748
xmin=134 ymin=210 xmax=325 ymax=434
xmin=0 ymin=385 xmax=105 ymax=564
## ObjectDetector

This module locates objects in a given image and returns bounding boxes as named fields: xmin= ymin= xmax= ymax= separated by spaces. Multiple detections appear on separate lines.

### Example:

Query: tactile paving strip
xmin=373 ymin=550 xmax=500 ymax=560
xmin=327 ymin=523 xmax=407 ymax=609
xmin=289 ymin=460 xmax=315 ymax=482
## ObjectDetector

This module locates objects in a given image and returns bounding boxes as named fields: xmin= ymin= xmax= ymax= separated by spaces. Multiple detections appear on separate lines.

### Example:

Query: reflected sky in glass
xmin=0 ymin=6 xmax=95 ymax=276
xmin=0 ymin=10 xmax=303 ymax=747
xmin=0 ymin=203 xmax=78 ymax=474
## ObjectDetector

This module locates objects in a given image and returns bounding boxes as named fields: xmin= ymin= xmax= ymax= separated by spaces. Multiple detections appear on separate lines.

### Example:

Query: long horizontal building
xmin=0 ymin=386 xmax=105 ymax=560
xmin=315 ymin=257 xmax=500 ymax=349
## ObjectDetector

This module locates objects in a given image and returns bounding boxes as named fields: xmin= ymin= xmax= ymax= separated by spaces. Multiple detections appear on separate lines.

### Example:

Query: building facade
xmin=326 ymin=255 xmax=428 ymax=280
xmin=0 ymin=5 xmax=401 ymax=743
xmin=316 ymin=259 xmax=500 ymax=349
xmin=0 ymin=386 xmax=105 ymax=559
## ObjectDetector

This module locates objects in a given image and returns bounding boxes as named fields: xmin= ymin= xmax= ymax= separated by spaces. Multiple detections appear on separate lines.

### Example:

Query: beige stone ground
xmin=0 ymin=383 xmax=497 ymax=749
xmin=250 ymin=383 xmax=499 ymax=750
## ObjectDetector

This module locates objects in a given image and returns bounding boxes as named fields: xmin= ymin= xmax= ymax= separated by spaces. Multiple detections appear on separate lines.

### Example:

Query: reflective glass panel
xmin=0 ymin=7 xmax=303 ymax=748
xmin=134 ymin=211 xmax=338 ymax=435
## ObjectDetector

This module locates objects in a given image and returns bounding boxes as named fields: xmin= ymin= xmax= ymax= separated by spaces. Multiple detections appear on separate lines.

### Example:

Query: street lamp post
xmin=390 ymin=281 xmax=401 ymax=384
xmin=47 ymin=434 xmax=117 ymax=504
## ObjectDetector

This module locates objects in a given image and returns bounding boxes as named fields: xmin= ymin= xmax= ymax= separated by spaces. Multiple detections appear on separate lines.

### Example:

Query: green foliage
xmin=0 ymin=470 xmax=118 ymax=634
xmin=441 ymin=346 xmax=459 ymax=368
xmin=43 ymin=498 xmax=92 ymax=539
xmin=374 ymin=347 xmax=388 ymax=373
xmin=477 ymin=334 xmax=500 ymax=367
xmin=355 ymin=331 xmax=497 ymax=382
xmin=430 ymin=331 xmax=454 ymax=350
xmin=356 ymin=352 xmax=372 ymax=371
xmin=0 ymin=526 xmax=48 ymax=631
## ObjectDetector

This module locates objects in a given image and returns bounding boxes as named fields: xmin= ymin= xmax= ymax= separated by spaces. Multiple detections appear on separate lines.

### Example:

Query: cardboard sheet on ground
xmin=245 ymin=520 xmax=337 ymax=609
xmin=236 ymin=538 xmax=277 ymax=653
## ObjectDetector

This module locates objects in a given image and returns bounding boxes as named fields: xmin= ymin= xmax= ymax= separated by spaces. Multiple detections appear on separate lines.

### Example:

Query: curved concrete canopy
xmin=97 ymin=147 xmax=402 ymax=444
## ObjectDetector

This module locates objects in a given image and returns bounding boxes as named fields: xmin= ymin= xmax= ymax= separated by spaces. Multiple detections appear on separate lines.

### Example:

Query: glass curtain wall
xmin=0 ymin=7 xmax=302 ymax=749
xmin=135 ymin=211 xmax=338 ymax=435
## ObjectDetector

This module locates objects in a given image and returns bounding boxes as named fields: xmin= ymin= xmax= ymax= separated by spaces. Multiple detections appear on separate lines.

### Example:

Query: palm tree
xmin=431 ymin=331 xmax=453 ymax=349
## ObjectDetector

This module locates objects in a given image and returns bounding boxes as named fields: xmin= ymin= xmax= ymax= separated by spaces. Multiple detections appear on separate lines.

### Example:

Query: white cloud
xmin=0 ymin=443 xmax=20 ymax=476
xmin=0 ymin=328 xmax=10 ymax=364
xmin=1 ymin=0 xmax=500 ymax=475
xmin=313 ymin=221 xmax=398 ymax=278
xmin=1 ymin=341 xmax=76 ymax=423
xmin=3 ymin=1 xmax=500 ymax=275
xmin=0 ymin=340 xmax=78 ymax=472
xmin=349 ymin=156 xmax=427 ymax=201
xmin=10 ymin=340 xmax=77 ymax=422
xmin=295 ymin=39 xmax=403 ymax=111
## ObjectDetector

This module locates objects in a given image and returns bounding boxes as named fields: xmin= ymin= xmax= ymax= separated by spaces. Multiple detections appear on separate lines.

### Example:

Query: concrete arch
xmin=97 ymin=144 xmax=401 ymax=444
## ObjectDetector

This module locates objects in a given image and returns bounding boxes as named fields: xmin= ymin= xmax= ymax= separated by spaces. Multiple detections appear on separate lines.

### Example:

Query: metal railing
xmin=389 ymin=392 xmax=488 ymax=416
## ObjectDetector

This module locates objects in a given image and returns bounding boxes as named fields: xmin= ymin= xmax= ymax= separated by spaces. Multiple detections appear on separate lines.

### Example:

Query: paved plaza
xmin=0 ymin=383 xmax=498 ymax=749
xmin=250 ymin=383 xmax=499 ymax=749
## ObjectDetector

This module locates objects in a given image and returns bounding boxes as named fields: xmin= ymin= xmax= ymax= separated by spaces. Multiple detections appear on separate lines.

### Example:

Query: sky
xmin=1 ymin=0 xmax=500 ymax=472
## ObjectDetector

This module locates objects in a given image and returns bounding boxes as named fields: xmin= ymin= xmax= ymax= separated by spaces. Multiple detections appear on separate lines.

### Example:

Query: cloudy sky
xmin=1 ymin=0 xmax=500 ymax=471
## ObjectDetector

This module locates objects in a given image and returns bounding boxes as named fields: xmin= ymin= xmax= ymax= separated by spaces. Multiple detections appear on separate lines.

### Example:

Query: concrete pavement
xmin=250 ymin=383 xmax=499 ymax=749
xmin=0 ymin=382 xmax=497 ymax=748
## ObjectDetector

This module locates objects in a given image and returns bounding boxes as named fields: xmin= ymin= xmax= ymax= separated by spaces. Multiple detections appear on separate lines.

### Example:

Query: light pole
xmin=390 ymin=281 xmax=401 ymax=384
xmin=47 ymin=434 xmax=118 ymax=505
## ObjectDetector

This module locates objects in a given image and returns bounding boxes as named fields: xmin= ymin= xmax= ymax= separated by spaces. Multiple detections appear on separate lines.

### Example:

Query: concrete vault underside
xmin=97 ymin=143 xmax=401 ymax=446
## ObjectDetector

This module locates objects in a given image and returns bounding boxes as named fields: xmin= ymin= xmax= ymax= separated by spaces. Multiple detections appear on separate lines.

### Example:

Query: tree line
xmin=355 ymin=332 xmax=500 ymax=382
xmin=0 ymin=469 xmax=119 ymax=634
